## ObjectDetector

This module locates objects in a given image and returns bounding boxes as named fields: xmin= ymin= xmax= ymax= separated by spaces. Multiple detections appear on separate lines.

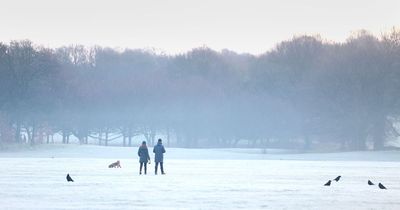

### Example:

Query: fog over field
xmin=1 ymin=31 xmax=400 ymax=150
xmin=1 ymin=0 xmax=400 ymax=209
xmin=1 ymin=0 xmax=400 ymax=151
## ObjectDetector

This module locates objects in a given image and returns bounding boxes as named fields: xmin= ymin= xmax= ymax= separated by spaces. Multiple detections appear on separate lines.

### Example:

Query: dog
xmin=108 ymin=160 xmax=121 ymax=168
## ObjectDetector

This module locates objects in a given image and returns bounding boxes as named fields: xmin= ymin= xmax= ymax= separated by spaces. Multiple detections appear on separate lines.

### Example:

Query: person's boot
xmin=161 ymin=163 xmax=165 ymax=175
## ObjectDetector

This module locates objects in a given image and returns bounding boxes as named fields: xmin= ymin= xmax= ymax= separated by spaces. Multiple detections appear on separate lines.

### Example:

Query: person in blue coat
xmin=138 ymin=141 xmax=150 ymax=175
xmin=153 ymin=138 xmax=166 ymax=175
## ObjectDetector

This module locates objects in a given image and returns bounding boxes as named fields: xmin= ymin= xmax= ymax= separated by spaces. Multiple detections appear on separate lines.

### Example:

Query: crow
xmin=334 ymin=176 xmax=341 ymax=182
xmin=66 ymin=174 xmax=74 ymax=182
xmin=368 ymin=180 xmax=374 ymax=185
xmin=378 ymin=183 xmax=387 ymax=190
xmin=324 ymin=180 xmax=331 ymax=186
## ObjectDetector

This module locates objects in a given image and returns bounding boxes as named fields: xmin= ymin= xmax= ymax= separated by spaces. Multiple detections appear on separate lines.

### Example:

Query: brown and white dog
xmin=108 ymin=160 xmax=121 ymax=168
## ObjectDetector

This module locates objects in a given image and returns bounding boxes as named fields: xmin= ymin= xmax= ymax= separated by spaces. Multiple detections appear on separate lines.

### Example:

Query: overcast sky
xmin=0 ymin=0 xmax=399 ymax=54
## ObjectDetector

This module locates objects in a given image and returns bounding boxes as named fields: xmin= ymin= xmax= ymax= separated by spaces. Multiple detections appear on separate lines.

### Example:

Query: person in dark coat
xmin=138 ymin=141 xmax=150 ymax=175
xmin=153 ymin=138 xmax=166 ymax=175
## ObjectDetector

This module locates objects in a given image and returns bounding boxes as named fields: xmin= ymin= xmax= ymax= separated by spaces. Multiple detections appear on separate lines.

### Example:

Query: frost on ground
xmin=0 ymin=145 xmax=400 ymax=210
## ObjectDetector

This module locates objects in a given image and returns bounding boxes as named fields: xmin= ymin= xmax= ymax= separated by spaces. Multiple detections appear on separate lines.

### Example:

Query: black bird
xmin=368 ymin=180 xmax=374 ymax=185
xmin=334 ymin=176 xmax=341 ymax=182
xmin=324 ymin=180 xmax=331 ymax=186
xmin=378 ymin=183 xmax=387 ymax=190
xmin=66 ymin=174 xmax=74 ymax=182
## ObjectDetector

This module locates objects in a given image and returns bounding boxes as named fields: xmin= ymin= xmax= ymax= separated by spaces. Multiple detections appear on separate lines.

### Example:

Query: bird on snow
xmin=333 ymin=176 xmax=341 ymax=182
xmin=378 ymin=183 xmax=387 ymax=190
xmin=66 ymin=174 xmax=74 ymax=182
xmin=368 ymin=180 xmax=374 ymax=185
xmin=324 ymin=180 xmax=331 ymax=186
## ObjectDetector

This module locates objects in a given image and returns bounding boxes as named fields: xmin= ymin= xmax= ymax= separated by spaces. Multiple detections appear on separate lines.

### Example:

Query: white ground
xmin=1 ymin=145 xmax=400 ymax=210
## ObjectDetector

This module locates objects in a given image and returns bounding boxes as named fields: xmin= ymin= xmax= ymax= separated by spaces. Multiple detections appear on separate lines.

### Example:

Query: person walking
xmin=138 ymin=141 xmax=150 ymax=175
xmin=153 ymin=138 xmax=166 ymax=175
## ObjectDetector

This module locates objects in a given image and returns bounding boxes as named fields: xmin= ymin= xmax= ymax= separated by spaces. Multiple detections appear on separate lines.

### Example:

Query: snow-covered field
xmin=1 ymin=145 xmax=400 ymax=210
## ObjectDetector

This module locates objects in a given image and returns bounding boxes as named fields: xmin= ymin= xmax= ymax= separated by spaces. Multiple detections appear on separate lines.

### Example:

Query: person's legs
xmin=144 ymin=162 xmax=147 ymax=174
xmin=139 ymin=162 xmax=143 ymax=174
xmin=155 ymin=162 xmax=159 ymax=175
xmin=160 ymin=162 xmax=165 ymax=174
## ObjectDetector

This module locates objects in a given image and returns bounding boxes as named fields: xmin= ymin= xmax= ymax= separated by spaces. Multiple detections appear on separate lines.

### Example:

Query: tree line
xmin=0 ymin=29 xmax=400 ymax=150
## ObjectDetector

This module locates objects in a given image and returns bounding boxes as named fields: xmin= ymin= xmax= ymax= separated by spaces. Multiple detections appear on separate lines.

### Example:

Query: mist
xmin=1 ymin=29 xmax=399 ymax=151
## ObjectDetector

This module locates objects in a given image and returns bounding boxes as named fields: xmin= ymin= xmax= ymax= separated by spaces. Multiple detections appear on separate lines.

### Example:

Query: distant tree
xmin=1 ymin=29 xmax=400 ymax=150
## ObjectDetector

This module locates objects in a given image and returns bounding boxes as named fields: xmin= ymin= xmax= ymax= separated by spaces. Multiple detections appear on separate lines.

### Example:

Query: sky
xmin=0 ymin=0 xmax=399 ymax=55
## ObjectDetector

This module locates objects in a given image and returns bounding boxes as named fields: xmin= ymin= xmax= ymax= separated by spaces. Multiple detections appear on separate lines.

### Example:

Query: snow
xmin=1 ymin=145 xmax=400 ymax=210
